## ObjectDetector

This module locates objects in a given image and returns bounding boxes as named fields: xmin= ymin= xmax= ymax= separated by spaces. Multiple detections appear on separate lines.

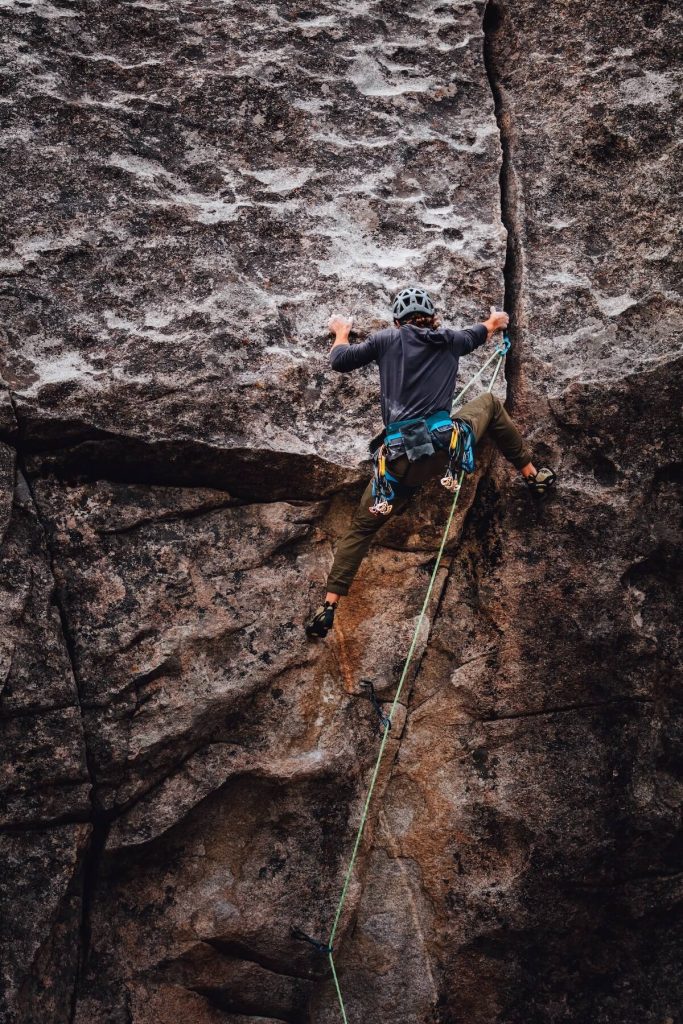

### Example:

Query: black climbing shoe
xmin=305 ymin=601 xmax=337 ymax=639
xmin=526 ymin=467 xmax=557 ymax=497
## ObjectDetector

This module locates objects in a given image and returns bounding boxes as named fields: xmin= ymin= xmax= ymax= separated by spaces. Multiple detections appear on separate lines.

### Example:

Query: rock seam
xmin=483 ymin=0 xmax=526 ymax=411
xmin=0 ymin=378 xmax=105 ymax=1024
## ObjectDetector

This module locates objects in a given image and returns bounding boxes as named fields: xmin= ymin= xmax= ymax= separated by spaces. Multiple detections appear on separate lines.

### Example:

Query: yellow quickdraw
xmin=370 ymin=445 xmax=393 ymax=516
xmin=441 ymin=423 xmax=461 ymax=493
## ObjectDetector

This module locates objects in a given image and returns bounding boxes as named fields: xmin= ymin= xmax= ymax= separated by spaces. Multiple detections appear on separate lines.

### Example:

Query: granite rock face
xmin=1 ymin=1 xmax=681 ymax=1023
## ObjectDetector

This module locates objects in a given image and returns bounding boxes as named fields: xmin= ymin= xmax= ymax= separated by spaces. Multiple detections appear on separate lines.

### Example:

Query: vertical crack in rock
xmin=22 ymin=461 xmax=106 ymax=1024
xmin=328 ymin=14 xmax=531 ymax=1010
xmin=483 ymin=0 xmax=525 ymax=410
xmin=66 ymin=823 xmax=107 ymax=1024
xmin=0 ymin=380 xmax=104 ymax=1023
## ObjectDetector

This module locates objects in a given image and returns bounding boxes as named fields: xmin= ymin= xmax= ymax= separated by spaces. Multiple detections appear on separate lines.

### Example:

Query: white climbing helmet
xmin=392 ymin=286 xmax=436 ymax=322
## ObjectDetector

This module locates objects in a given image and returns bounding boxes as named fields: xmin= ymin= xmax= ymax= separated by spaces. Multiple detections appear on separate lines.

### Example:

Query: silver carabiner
xmin=369 ymin=499 xmax=393 ymax=516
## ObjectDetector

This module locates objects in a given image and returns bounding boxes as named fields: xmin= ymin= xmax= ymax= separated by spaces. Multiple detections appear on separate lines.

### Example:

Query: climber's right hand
xmin=484 ymin=307 xmax=509 ymax=336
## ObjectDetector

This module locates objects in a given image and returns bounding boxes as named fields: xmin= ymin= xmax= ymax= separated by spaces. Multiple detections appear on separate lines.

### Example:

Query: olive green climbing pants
xmin=326 ymin=392 xmax=532 ymax=596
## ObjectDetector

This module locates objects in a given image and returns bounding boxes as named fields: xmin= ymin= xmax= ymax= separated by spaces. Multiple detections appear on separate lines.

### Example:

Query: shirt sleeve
xmin=441 ymin=323 xmax=488 ymax=356
xmin=329 ymin=333 xmax=381 ymax=373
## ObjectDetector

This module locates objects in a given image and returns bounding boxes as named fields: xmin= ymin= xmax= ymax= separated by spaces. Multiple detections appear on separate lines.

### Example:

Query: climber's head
xmin=392 ymin=286 xmax=437 ymax=328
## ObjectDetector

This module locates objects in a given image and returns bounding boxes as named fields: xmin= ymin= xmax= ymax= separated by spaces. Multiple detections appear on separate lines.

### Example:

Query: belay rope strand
xmin=297 ymin=335 xmax=511 ymax=1023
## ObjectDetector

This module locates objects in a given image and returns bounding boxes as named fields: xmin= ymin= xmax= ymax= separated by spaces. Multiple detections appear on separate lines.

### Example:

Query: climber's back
xmin=329 ymin=285 xmax=488 ymax=426
xmin=344 ymin=320 xmax=487 ymax=425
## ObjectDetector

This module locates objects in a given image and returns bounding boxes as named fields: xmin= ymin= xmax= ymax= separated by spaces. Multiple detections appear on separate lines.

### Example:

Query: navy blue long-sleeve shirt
xmin=330 ymin=322 xmax=488 ymax=426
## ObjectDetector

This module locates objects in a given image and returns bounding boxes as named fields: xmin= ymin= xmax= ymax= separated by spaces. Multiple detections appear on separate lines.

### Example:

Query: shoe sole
xmin=305 ymin=625 xmax=329 ymax=639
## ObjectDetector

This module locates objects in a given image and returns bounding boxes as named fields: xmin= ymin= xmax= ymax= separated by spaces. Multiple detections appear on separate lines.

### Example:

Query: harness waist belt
xmin=385 ymin=409 xmax=453 ymax=443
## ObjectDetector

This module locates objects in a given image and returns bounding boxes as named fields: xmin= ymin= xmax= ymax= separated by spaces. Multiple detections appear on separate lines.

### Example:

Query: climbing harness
xmin=371 ymin=406 xmax=475 ymax=514
xmin=384 ymin=409 xmax=453 ymax=460
xmin=294 ymin=333 xmax=512 ymax=1023
xmin=369 ymin=408 xmax=453 ymax=515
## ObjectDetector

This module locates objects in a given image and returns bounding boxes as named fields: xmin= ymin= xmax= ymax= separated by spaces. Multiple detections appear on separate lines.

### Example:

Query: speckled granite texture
xmin=0 ymin=2 xmax=681 ymax=1022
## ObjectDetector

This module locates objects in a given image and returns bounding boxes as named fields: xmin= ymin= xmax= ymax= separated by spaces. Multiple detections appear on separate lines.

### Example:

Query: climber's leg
xmin=457 ymin=392 xmax=532 ymax=469
xmin=307 ymin=479 xmax=414 ymax=636
xmin=457 ymin=393 xmax=556 ymax=494
xmin=319 ymin=447 xmax=448 ymax=610
xmin=325 ymin=473 xmax=413 ymax=598
xmin=326 ymin=452 xmax=448 ymax=590
xmin=307 ymin=452 xmax=452 ymax=635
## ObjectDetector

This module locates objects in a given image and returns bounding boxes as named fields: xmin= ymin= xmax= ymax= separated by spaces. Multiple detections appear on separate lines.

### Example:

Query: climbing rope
xmin=296 ymin=334 xmax=511 ymax=1023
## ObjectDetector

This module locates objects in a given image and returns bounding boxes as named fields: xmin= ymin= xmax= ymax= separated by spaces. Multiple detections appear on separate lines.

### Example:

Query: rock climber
xmin=306 ymin=286 xmax=556 ymax=639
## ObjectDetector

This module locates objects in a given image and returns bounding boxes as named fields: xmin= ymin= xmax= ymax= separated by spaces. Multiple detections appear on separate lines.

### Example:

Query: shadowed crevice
xmin=0 ymin=417 xmax=363 ymax=502
xmin=479 ymin=695 xmax=656 ymax=722
xmin=483 ymin=0 xmax=526 ymax=412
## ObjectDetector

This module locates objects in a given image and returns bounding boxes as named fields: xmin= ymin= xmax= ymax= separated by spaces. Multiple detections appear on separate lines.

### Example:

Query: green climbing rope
xmin=325 ymin=337 xmax=511 ymax=1022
